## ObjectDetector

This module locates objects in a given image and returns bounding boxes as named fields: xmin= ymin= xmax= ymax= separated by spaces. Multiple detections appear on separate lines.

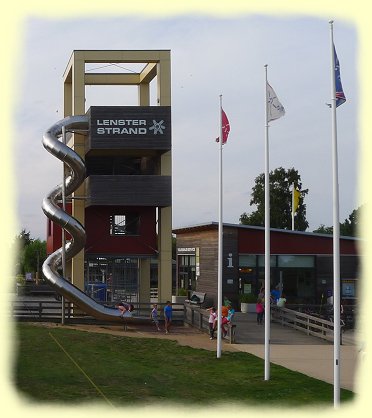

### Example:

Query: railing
xmin=183 ymin=304 xmax=236 ymax=343
xmin=183 ymin=304 xmax=209 ymax=331
xmin=287 ymin=303 xmax=356 ymax=330
xmin=271 ymin=305 xmax=340 ymax=343
xmin=11 ymin=299 xmax=185 ymax=323
xmin=11 ymin=298 xmax=347 ymax=344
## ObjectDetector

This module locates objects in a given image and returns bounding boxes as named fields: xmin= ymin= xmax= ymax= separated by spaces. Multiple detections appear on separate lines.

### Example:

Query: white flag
xmin=267 ymin=82 xmax=285 ymax=122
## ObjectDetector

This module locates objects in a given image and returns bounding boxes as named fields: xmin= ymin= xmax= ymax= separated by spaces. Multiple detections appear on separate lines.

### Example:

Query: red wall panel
xmin=85 ymin=205 xmax=157 ymax=255
xmin=46 ymin=204 xmax=157 ymax=255
xmin=237 ymin=228 xmax=357 ymax=255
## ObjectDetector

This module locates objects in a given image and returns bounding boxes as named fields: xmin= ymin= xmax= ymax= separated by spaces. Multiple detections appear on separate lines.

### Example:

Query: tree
xmin=340 ymin=206 xmax=363 ymax=237
xmin=22 ymin=239 xmax=47 ymax=275
xmin=12 ymin=229 xmax=34 ymax=275
xmin=313 ymin=205 xmax=363 ymax=237
xmin=11 ymin=230 xmax=47 ymax=277
xmin=240 ymin=167 xmax=309 ymax=230
xmin=312 ymin=224 xmax=333 ymax=235
xmin=18 ymin=229 xmax=33 ymax=247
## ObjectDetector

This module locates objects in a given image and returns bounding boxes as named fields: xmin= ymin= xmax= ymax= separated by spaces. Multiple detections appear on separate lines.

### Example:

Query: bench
xmin=226 ymin=323 xmax=236 ymax=344
xmin=218 ymin=323 xmax=237 ymax=344
xmin=185 ymin=292 xmax=206 ymax=307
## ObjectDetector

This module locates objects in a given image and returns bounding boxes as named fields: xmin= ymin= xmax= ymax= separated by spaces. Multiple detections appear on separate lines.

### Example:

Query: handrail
xmin=183 ymin=304 xmax=210 ymax=331
xmin=11 ymin=300 xmax=185 ymax=322
xmin=183 ymin=304 xmax=236 ymax=343
xmin=271 ymin=305 xmax=340 ymax=343
xmin=12 ymin=299 xmax=344 ymax=344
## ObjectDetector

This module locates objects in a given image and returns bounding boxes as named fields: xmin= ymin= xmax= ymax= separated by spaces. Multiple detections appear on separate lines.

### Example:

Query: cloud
xmin=13 ymin=15 xmax=359 ymax=239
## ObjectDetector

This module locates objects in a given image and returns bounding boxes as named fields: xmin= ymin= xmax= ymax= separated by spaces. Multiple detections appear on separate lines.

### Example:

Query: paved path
xmin=228 ymin=313 xmax=361 ymax=391
xmin=213 ymin=312 xmax=361 ymax=392
xmin=43 ymin=311 xmax=362 ymax=393
xmin=232 ymin=312 xmax=333 ymax=345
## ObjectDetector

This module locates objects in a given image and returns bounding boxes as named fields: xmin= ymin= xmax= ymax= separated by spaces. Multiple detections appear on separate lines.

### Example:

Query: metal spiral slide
xmin=41 ymin=116 xmax=145 ymax=323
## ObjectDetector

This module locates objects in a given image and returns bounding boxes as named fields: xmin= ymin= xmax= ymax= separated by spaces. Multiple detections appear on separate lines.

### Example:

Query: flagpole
xmin=329 ymin=19 xmax=341 ymax=408
xmin=61 ymin=125 xmax=66 ymax=326
xmin=217 ymin=94 xmax=223 ymax=359
xmin=264 ymin=64 xmax=271 ymax=380
xmin=292 ymin=183 xmax=295 ymax=231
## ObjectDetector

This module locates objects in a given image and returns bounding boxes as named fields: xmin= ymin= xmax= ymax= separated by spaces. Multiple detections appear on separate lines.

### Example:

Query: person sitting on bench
xmin=227 ymin=305 xmax=235 ymax=322
xmin=217 ymin=306 xmax=229 ymax=337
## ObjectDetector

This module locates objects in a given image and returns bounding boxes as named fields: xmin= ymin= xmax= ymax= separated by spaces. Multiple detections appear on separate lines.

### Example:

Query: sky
xmin=3 ymin=2 xmax=372 ymax=415
xmin=13 ymin=15 xmax=359 ymax=240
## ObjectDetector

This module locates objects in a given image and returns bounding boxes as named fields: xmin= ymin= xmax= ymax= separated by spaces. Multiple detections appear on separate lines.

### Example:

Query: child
xmin=150 ymin=304 xmax=161 ymax=331
xmin=277 ymin=294 xmax=287 ymax=308
xmin=221 ymin=316 xmax=229 ymax=337
xmin=115 ymin=302 xmax=134 ymax=317
xmin=164 ymin=301 xmax=172 ymax=334
xmin=207 ymin=307 xmax=217 ymax=339
xmin=256 ymin=298 xmax=264 ymax=325
xmin=221 ymin=305 xmax=229 ymax=318
xmin=227 ymin=305 xmax=235 ymax=323
xmin=215 ymin=308 xmax=229 ymax=337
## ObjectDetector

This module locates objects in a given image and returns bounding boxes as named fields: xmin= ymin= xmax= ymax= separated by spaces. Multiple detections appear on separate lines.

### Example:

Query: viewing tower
xmin=46 ymin=50 xmax=172 ymax=304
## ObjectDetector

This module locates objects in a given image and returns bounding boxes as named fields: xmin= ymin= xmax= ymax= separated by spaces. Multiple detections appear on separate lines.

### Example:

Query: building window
xmin=278 ymin=255 xmax=315 ymax=268
xmin=177 ymin=255 xmax=196 ymax=292
xmin=239 ymin=254 xmax=256 ymax=267
xmin=258 ymin=255 xmax=277 ymax=267
xmin=110 ymin=214 xmax=140 ymax=236
xmin=85 ymin=256 xmax=139 ymax=303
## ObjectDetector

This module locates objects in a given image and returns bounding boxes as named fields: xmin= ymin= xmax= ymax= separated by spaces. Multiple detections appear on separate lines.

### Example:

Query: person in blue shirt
xmin=271 ymin=286 xmax=281 ymax=304
xmin=164 ymin=301 xmax=173 ymax=334
xmin=227 ymin=305 xmax=235 ymax=322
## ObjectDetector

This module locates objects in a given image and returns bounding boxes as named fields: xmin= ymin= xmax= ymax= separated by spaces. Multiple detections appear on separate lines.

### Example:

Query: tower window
xmin=110 ymin=214 xmax=140 ymax=236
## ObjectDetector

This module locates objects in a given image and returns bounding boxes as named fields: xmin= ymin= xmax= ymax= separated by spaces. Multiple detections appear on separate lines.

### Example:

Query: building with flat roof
xmin=173 ymin=222 xmax=360 ymax=309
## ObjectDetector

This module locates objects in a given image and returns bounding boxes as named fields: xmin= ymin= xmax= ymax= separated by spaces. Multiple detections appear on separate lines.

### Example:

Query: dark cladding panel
xmin=87 ymin=106 xmax=171 ymax=152
xmin=340 ymin=255 xmax=359 ymax=279
xmin=86 ymin=175 xmax=171 ymax=207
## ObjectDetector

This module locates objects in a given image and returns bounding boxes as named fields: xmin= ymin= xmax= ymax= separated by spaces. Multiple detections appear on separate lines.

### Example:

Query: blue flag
xmin=334 ymin=44 xmax=346 ymax=107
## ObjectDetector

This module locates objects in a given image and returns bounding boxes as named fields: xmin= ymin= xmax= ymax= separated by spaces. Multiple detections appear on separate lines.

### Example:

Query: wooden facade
xmin=85 ymin=175 xmax=171 ymax=207
xmin=175 ymin=226 xmax=240 ymax=305
xmin=174 ymin=223 xmax=360 ymax=308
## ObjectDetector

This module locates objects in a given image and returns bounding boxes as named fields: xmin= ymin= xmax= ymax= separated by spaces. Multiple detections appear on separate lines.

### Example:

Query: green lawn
xmin=14 ymin=323 xmax=354 ymax=407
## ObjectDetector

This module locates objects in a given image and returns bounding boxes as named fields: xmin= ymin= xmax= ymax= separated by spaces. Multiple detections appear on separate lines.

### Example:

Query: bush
xmin=239 ymin=293 xmax=256 ymax=303
xmin=177 ymin=288 xmax=187 ymax=296
xmin=16 ymin=274 xmax=26 ymax=285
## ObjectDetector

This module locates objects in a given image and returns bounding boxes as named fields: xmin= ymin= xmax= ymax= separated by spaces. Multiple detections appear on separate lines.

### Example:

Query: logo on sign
xmin=149 ymin=120 xmax=165 ymax=135
xmin=227 ymin=253 xmax=233 ymax=268
xmin=95 ymin=119 xmax=166 ymax=135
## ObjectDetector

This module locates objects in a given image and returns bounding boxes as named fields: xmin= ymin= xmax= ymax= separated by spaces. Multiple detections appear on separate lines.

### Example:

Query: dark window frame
xmin=109 ymin=213 xmax=140 ymax=236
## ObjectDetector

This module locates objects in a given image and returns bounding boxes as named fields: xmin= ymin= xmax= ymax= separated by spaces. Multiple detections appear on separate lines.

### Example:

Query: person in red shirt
xmin=256 ymin=298 xmax=264 ymax=325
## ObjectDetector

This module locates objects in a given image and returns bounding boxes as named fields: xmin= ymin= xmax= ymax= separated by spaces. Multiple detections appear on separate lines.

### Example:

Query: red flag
xmin=216 ymin=108 xmax=230 ymax=144
xmin=221 ymin=109 xmax=230 ymax=144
